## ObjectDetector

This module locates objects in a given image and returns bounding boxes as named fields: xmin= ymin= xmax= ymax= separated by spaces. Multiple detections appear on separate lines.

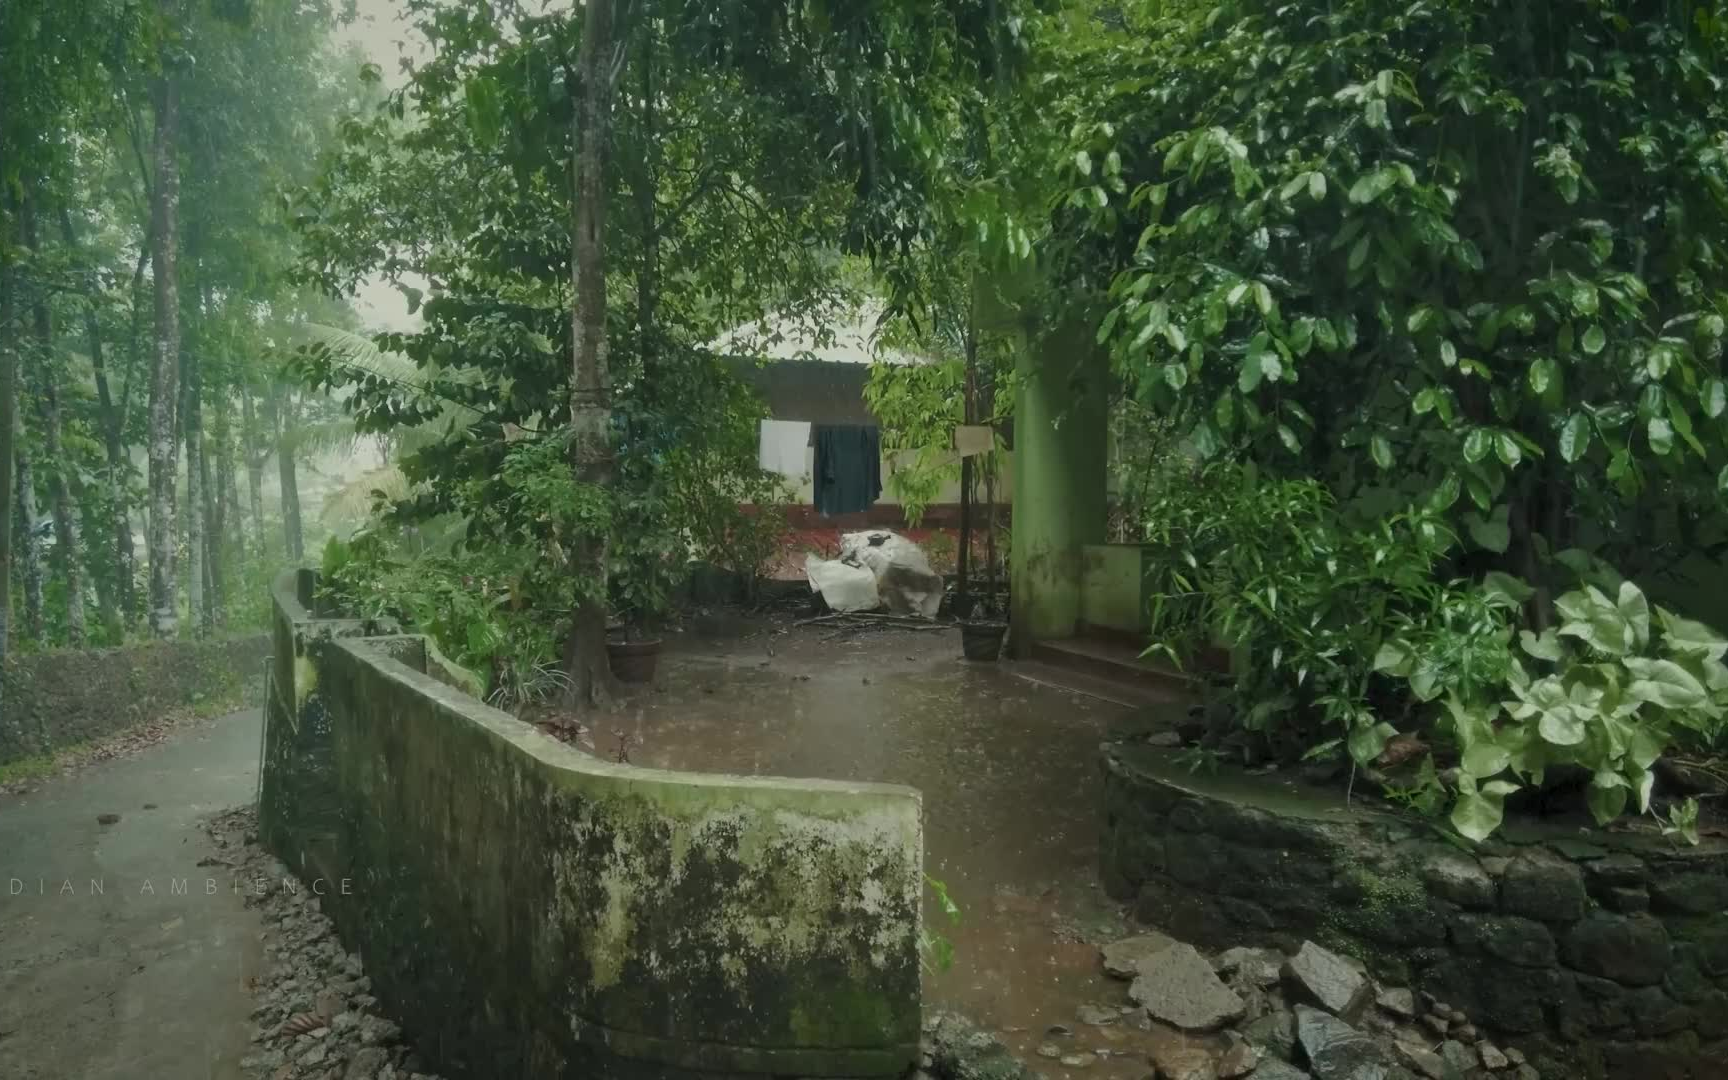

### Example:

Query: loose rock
xmin=1129 ymin=943 xmax=1246 ymax=1031
xmin=1294 ymin=1007 xmax=1406 ymax=1080
xmin=1283 ymin=942 xmax=1372 ymax=1020
xmin=1375 ymin=988 xmax=1416 ymax=1020
xmin=1102 ymin=932 xmax=1180 ymax=979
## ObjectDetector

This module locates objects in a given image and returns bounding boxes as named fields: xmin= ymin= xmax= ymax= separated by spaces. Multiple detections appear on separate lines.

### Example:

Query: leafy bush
xmin=1386 ymin=580 xmax=1728 ymax=840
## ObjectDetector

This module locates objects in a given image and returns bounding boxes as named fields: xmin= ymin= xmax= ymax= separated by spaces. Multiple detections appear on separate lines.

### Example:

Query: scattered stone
xmin=923 ymin=1012 xmax=1041 ymax=1080
xmin=1375 ymin=988 xmax=1416 ymax=1019
xmin=1146 ymin=731 xmax=1184 ymax=748
xmin=345 ymin=1046 xmax=389 ymax=1080
xmin=201 ymin=806 xmax=445 ymax=1080
xmin=1045 ymin=1023 xmax=1074 ymax=1038
xmin=1058 ymin=1052 xmax=1096 ymax=1068
xmin=1650 ymin=873 xmax=1728 ymax=916
xmin=1479 ymin=1043 xmax=1510 ymax=1070
xmin=1036 ymin=1043 xmax=1060 ymax=1059
xmin=1294 ymin=1006 xmax=1403 ymax=1080
xmin=1419 ymin=1015 xmax=1450 ymax=1038
xmin=1500 ymin=852 xmax=1587 ymax=923
xmin=1437 ymin=1040 xmax=1475 ymax=1074
xmin=1215 ymin=946 xmax=1283 ymax=988
xmin=1216 ymin=1040 xmax=1258 ymax=1078
xmin=1450 ymin=1023 xmax=1476 ymax=1041
xmin=1283 ymin=942 xmax=1371 ymax=1020
xmin=1248 ymin=1061 xmax=1311 ymax=1080
xmin=1147 ymin=1040 xmax=1220 ymax=1080
xmin=1504 ymin=1047 xmax=1527 ymax=1066
xmin=1076 ymin=1004 xmax=1118 ymax=1027
xmin=1241 ymin=1008 xmax=1297 ymax=1061
xmin=97 ymin=813 xmax=121 ymax=825
xmin=1129 ymin=943 xmax=1246 ymax=1031
xmin=1392 ymin=1041 xmax=1445 ymax=1080
xmin=1102 ymin=932 xmax=1180 ymax=979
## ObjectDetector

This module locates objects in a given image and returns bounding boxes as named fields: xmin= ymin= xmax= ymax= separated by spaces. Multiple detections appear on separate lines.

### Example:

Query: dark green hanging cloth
xmin=812 ymin=425 xmax=882 ymax=516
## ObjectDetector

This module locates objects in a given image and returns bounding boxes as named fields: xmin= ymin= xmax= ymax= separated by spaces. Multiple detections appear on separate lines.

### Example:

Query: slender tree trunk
xmin=24 ymin=193 xmax=84 ymax=645
xmin=243 ymin=390 xmax=265 ymax=553
xmin=0 ymin=198 xmax=17 ymax=695
xmin=212 ymin=380 xmax=234 ymax=617
xmin=16 ymin=435 xmax=43 ymax=642
xmin=561 ymin=0 xmax=619 ymax=711
xmin=277 ymin=394 xmax=303 ymax=561
xmin=147 ymin=30 xmax=181 ymax=637
xmin=60 ymin=205 xmax=129 ymax=637
xmin=183 ymin=340 xmax=206 ymax=636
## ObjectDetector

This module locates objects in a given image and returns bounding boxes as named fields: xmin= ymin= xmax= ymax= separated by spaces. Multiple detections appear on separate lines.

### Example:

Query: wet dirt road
xmin=603 ymin=618 xmax=1190 ymax=1077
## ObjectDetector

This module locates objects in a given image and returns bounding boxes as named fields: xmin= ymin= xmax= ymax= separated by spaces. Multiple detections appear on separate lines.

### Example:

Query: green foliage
xmin=920 ymin=874 xmax=963 ymax=974
xmin=1396 ymin=580 xmax=1728 ymax=841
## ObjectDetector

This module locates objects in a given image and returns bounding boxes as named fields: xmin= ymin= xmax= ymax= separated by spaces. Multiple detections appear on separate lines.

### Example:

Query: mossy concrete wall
xmin=1101 ymin=741 xmax=1728 ymax=1080
xmin=0 ymin=634 xmax=268 ymax=765
xmin=260 ymin=571 xmax=923 ymax=1079
xmin=1009 ymin=318 xmax=1108 ymax=652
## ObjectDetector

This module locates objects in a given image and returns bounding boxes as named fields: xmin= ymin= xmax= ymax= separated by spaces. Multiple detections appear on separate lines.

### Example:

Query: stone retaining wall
xmin=259 ymin=570 xmax=924 ymax=1079
xmin=1 ymin=634 xmax=268 ymax=765
xmin=1100 ymin=742 xmax=1728 ymax=1080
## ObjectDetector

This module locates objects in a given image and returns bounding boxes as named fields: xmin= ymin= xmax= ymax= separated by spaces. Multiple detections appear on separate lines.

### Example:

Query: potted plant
xmin=605 ymin=516 xmax=687 ymax=684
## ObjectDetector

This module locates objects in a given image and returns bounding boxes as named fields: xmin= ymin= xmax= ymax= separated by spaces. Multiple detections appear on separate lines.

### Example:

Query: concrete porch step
xmin=1002 ymin=657 xmax=1183 ymax=709
xmin=1028 ymin=635 xmax=1200 ymax=696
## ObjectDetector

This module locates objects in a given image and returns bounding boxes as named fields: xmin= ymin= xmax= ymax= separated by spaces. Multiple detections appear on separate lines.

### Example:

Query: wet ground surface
xmin=587 ymin=614 xmax=1192 ymax=1077
xmin=0 ymin=710 xmax=265 ymax=1080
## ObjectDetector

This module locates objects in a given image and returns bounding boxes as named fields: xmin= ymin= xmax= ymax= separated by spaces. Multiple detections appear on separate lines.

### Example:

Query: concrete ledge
xmin=260 ymin=571 xmax=923 ymax=1078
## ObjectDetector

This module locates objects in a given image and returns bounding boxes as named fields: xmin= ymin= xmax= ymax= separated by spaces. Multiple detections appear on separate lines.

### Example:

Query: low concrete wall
xmin=260 ymin=570 xmax=923 ymax=1079
xmin=1 ymin=634 xmax=268 ymax=765
xmin=1101 ymin=741 xmax=1728 ymax=1080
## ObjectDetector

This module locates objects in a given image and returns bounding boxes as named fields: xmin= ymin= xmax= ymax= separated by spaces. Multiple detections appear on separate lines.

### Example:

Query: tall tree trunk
xmin=15 ymin=434 xmax=44 ymax=642
xmin=0 ymin=198 xmax=17 ymax=697
xmin=243 ymin=389 xmax=265 ymax=553
xmin=183 ymin=339 xmax=207 ymax=636
xmin=561 ymin=0 xmax=619 ymax=711
xmin=147 ymin=26 xmax=181 ymax=638
xmin=60 ymin=205 xmax=129 ymax=637
xmin=277 ymin=394 xmax=303 ymax=561
xmin=24 ymin=192 xmax=84 ymax=645
xmin=212 ymin=379 xmax=234 ymax=617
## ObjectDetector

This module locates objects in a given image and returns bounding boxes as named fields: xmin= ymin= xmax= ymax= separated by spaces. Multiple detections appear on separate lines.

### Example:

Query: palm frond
xmin=301 ymin=323 xmax=431 ymax=390
xmin=320 ymin=464 xmax=412 ymax=524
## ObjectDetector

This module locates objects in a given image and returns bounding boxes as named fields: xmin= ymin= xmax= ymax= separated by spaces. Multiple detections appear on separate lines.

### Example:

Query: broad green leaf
xmin=1496 ymin=432 xmax=1522 ymax=467
xmin=1413 ymin=389 xmax=1440 ymax=415
xmin=1347 ymin=721 xmax=1397 ymax=766
xmin=1520 ymin=628 xmax=1563 ymax=661
xmin=1440 ymin=339 xmax=1457 ymax=367
xmin=1648 ymin=416 xmax=1674 ymax=455
xmin=1538 ymin=707 xmax=1587 ymax=746
xmin=1626 ymin=658 xmax=1708 ymax=709
xmin=1075 ymin=149 xmax=1093 ymax=176
xmin=1582 ymin=325 xmax=1606 ymax=355
xmin=1348 ymin=234 xmax=1371 ymax=272
xmin=1370 ymin=435 xmax=1393 ymax=469
xmin=1239 ymin=354 xmax=1263 ymax=393
xmin=1528 ymin=357 xmax=1556 ymax=394
xmin=1309 ymin=171 xmax=1327 ymax=201
xmin=1657 ymin=607 xmax=1728 ymax=660
xmin=1463 ymin=429 xmax=1492 ymax=463
xmin=1462 ymin=741 xmax=1511 ymax=780
xmin=1558 ymin=413 xmax=1590 ymax=463
xmin=1704 ymin=378 xmax=1727 ymax=419
xmin=1617 ymin=581 xmax=1650 ymax=649
xmin=1483 ymin=571 xmax=1535 ymax=606
xmin=1163 ymin=363 xmax=1188 ymax=390
xmin=1587 ymin=774 xmax=1629 ymax=825
xmin=1451 ymin=777 xmax=1519 ymax=842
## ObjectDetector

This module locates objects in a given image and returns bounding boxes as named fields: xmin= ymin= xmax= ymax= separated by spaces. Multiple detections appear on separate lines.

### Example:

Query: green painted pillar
xmin=1010 ymin=317 xmax=1108 ymax=652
